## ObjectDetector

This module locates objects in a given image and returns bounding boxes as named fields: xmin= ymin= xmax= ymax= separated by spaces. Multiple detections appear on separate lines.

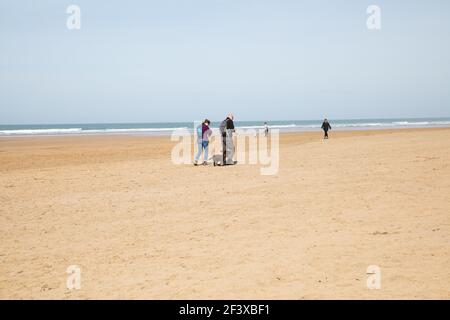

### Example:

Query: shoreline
xmin=1 ymin=117 xmax=450 ymax=138
xmin=1 ymin=125 xmax=450 ymax=140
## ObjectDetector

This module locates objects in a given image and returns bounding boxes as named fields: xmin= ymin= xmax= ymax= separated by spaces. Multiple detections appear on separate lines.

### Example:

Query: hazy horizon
xmin=2 ymin=116 xmax=450 ymax=127
xmin=1 ymin=0 xmax=450 ymax=124
xmin=3 ymin=115 xmax=450 ymax=126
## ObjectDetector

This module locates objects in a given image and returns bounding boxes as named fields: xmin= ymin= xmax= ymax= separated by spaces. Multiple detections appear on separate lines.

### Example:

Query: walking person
xmin=321 ymin=118 xmax=331 ymax=139
xmin=194 ymin=119 xmax=212 ymax=166
xmin=264 ymin=122 xmax=269 ymax=137
xmin=219 ymin=114 xmax=235 ymax=165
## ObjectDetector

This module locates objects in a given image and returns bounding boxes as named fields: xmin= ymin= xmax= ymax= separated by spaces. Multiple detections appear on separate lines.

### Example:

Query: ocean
xmin=1 ymin=118 xmax=450 ymax=136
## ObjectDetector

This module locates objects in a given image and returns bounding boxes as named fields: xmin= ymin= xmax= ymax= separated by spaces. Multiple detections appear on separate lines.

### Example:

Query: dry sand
xmin=0 ymin=128 xmax=449 ymax=299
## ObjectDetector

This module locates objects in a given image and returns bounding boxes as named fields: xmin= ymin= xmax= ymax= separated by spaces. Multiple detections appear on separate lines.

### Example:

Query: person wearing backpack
xmin=194 ymin=119 xmax=212 ymax=166
xmin=220 ymin=113 xmax=235 ymax=165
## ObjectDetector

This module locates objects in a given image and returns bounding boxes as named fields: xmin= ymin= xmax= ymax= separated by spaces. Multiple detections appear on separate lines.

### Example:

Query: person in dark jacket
xmin=321 ymin=118 xmax=331 ymax=139
xmin=220 ymin=113 xmax=235 ymax=165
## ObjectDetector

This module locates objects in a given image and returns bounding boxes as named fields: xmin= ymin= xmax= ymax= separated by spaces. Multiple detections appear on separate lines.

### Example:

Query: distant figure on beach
xmin=194 ymin=119 xmax=212 ymax=166
xmin=321 ymin=119 xmax=331 ymax=139
xmin=264 ymin=122 xmax=269 ymax=137
xmin=220 ymin=114 xmax=235 ymax=165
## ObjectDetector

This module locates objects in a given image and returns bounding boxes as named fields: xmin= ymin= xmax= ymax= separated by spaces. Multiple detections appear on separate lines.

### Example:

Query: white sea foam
xmin=83 ymin=127 xmax=188 ymax=133
xmin=0 ymin=127 xmax=188 ymax=136
xmin=1 ymin=120 xmax=449 ymax=136
xmin=334 ymin=123 xmax=385 ymax=127
xmin=237 ymin=124 xmax=298 ymax=129
xmin=392 ymin=121 xmax=450 ymax=126
xmin=0 ymin=128 xmax=83 ymax=135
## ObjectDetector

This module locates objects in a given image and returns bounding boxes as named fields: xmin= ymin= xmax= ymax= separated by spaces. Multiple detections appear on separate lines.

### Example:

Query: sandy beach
xmin=0 ymin=127 xmax=449 ymax=299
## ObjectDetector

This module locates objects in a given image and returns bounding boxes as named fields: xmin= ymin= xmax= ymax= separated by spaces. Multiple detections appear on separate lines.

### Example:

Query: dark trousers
xmin=323 ymin=130 xmax=329 ymax=138
xmin=222 ymin=135 xmax=227 ymax=164
xmin=222 ymin=134 xmax=235 ymax=165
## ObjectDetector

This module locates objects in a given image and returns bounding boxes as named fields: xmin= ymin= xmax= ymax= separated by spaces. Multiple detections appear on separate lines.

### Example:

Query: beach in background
xmin=1 ymin=127 xmax=449 ymax=299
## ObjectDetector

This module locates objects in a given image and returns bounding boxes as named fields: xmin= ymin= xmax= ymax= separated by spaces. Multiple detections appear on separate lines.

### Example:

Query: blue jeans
xmin=195 ymin=140 xmax=209 ymax=162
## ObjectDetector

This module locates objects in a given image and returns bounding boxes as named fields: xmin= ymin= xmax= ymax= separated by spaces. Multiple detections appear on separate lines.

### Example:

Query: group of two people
xmin=194 ymin=113 xmax=235 ymax=166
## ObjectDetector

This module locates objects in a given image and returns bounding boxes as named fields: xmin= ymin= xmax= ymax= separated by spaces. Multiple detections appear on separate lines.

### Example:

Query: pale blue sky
xmin=0 ymin=0 xmax=449 ymax=124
